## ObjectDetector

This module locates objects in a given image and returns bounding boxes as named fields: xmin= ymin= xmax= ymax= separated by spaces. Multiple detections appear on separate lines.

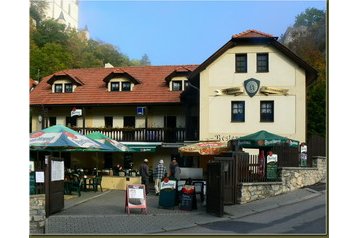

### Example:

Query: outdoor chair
xmin=71 ymin=174 xmax=83 ymax=196
xmin=93 ymin=176 xmax=103 ymax=192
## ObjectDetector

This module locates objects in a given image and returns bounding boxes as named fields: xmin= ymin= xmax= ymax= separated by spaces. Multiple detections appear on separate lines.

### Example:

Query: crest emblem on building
xmin=244 ymin=78 xmax=260 ymax=97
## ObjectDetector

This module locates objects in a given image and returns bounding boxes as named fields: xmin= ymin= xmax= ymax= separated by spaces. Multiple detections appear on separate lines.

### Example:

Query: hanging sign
xmin=71 ymin=107 xmax=82 ymax=117
xmin=125 ymin=184 xmax=147 ymax=214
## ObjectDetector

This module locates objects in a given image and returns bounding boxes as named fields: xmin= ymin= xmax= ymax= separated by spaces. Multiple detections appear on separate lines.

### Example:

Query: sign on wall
xmin=244 ymin=78 xmax=260 ymax=97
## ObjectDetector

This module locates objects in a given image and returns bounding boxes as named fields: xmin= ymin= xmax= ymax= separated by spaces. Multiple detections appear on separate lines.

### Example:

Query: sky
xmin=79 ymin=0 xmax=326 ymax=66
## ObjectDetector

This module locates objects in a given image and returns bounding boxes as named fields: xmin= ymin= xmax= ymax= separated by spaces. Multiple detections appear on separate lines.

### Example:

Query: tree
xmin=140 ymin=54 xmax=151 ymax=66
xmin=280 ymin=8 xmax=326 ymax=138
xmin=30 ymin=0 xmax=48 ymax=25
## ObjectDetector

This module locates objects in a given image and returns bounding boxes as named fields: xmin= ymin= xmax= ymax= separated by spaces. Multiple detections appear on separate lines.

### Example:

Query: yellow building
xmin=187 ymin=30 xmax=317 ymax=144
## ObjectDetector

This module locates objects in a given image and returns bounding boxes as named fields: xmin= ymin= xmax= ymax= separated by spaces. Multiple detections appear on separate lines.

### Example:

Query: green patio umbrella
xmin=30 ymin=125 xmax=109 ymax=151
xmin=236 ymin=130 xmax=299 ymax=148
xmin=86 ymin=132 xmax=129 ymax=152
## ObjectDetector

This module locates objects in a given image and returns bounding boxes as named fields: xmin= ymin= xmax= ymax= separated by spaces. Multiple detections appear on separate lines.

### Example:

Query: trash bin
xmin=158 ymin=179 xmax=177 ymax=209
xmin=179 ymin=185 xmax=197 ymax=211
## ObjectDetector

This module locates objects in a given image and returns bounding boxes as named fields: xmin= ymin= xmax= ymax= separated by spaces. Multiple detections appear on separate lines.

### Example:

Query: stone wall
xmin=237 ymin=156 xmax=326 ymax=204
xmin=30 ymin=194 xmax=46 ymax=234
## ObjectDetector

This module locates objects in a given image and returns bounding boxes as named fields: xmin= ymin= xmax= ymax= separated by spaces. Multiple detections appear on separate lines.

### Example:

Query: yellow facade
xmin=199 ymin=45 xmax=306 ymax=143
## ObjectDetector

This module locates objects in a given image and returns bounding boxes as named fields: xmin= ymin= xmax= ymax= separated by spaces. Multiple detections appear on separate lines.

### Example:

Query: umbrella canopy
xmin=30 ymin=125 xmax=109 ymax=151
xmin=179 ymin=141 xmax=230 ymax=155
xmin=87 ymin=132 xmax=129 ymax=152
xmin=236 ymin=130 xmax=299 ymax=148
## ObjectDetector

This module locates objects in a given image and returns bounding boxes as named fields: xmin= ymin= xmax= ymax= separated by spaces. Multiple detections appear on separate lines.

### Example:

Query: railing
xmin=72 ymin=127 xmax=186 ymax=143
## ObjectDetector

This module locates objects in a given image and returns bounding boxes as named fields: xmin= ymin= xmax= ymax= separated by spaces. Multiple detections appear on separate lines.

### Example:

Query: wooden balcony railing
xmin=73 ymin=127 xmax=187 ymax=143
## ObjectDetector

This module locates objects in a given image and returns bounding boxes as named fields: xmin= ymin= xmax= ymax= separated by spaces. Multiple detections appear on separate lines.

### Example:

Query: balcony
xmin=73 ymin=127 xmax=188 ymax=143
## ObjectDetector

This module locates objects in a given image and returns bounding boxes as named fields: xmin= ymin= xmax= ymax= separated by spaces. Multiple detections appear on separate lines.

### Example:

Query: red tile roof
xmin=30 ymin=78 xmax=38 ymax=90
xmin=232 ymin=29 xmax=274 ymax=39
xmin=30 ymin=65 xmax=198 ymax=106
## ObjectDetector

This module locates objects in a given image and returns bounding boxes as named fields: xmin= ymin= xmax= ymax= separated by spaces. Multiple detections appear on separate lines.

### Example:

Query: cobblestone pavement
xmin=46 ymin=190 xmax=209 ymax=234
xmin=45 ymin=186 xmax=325 ymax=234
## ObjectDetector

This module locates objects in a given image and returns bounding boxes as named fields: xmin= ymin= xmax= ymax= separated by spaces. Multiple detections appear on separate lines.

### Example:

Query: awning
xmin=122 ymin=142 xmax=162 ymax=152
xmin=178 ymin=141 xmax=230 ymax=155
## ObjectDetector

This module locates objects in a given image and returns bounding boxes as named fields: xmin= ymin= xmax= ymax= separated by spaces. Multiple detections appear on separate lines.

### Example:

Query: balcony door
xmin=123 ymin=116 xmax=135 ymax=141
xmin=164 ymin=116 xmax=176 ymax=142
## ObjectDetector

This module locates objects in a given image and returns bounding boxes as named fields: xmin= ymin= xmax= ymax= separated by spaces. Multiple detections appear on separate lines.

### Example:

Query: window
xmin=172 ymin=81 xmax=183 ymax=91
xmin=232 ymin=101 xmax=245 ymax=122
xmin=65 ymin=83 xmax=73 ymax=93
xmin=49 ymin=117 xmax=56 ymax=126
xmin=66 ymin=116 xmax=77 ymax=127
xmin=111 ymin=82 xmax=120 ymax=91
xmin=54 ymin=84 xmax=63 ymax=93
xmin=184 ymin=81 xmax=189 ymax=89
xmin=105 ymin=116 xmax=113 ymax=128
xmin=123 ymin=116 xmax=135 ymax=128
xmin=260 ymin=101 xmax=274 ymax=122
xmin=235 ymin=54 xmax=247 ymax=73
xmin=257 ymin=53 xmax=269 ymax=72
xmin=121 ymin=82 xmax=131 ymax=91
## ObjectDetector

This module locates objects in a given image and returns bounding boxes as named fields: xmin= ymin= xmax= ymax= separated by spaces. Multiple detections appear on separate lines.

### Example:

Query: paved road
xmin=160 ymin=186 xmax=326 ymax=234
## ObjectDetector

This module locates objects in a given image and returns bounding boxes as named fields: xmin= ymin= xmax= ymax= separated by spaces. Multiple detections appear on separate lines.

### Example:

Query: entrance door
xmin=214 ymin=156 xmax=236 ymax=205
xmin=206 ymin=161 xmax=224 ymax=217
xmin=45 ymin=155 xmax=64 ymax=217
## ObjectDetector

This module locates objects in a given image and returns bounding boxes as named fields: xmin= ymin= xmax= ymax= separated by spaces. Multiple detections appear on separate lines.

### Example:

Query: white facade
xmin=43 ymin=0 xmax=79 ymax=29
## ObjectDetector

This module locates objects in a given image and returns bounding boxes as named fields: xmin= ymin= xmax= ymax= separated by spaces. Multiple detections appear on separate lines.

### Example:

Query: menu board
xmin=125 ymin=184 xmax=147 ymax=214
xmin=51 ymin=160 xmax=64 ymax=181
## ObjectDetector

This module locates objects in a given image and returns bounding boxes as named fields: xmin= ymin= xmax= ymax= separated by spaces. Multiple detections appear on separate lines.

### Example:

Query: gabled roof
xmin=30 ymin=65 xmax=198 ymax=106
xmin=232 ymin=29 xmax=275 ymax=39
xmin=190 ymin=29 xmax=317 ymax=86
xmin=47 ymin=71 xmax=85 ymax=86
xmin=103 ymin=68 xmax=140 ymax=84
xmin=164 ymin=66 xmax=193 ymax=83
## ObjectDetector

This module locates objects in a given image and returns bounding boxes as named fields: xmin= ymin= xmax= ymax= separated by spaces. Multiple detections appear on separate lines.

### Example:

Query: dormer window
xmin=103 ymin=69 xmax=139 ymax=92
xmin=47 ymin=71 xmax=84 ymax=93
xmin=109 ymin=80 xmax=132 ymax=92
xmin=172 ymin=81 xmax=183 ymax=91
xmin=65 ymin=83 xmax=73 ymax=93
xmin=54 ymin=84 xmax=63 ymax=93
xmin=111 ymin=82 xmax=120 ymax=91
xmin=165 ymin=66 xmax=192 ymax=92
xmin=122 ymin=82 xmax=131 ymax=91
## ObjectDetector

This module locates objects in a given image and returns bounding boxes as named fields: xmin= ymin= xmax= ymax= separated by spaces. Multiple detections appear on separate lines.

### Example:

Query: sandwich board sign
xmin=125 ymin=184 xmax=147 ymax=214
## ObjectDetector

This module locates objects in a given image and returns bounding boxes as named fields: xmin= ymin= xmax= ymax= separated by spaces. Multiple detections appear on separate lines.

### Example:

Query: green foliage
xmin=280 ymin=8 xmax=326 ymax=138
xmin=29 ymin=4 xmax=151 ymax=80
xmin=307 ymin=80 xmax=326 ymax=138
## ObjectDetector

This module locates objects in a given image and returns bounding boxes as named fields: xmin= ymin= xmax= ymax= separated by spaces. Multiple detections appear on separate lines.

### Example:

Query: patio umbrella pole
xmin=96 ymin=151 xmax=99 ymax=176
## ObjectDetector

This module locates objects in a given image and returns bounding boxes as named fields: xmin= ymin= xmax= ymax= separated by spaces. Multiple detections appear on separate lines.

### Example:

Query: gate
xmin=214 ymin=156 xmax=236 ymax=205
xmin=206 ymin=161 xmax=224 ymax=217
xmin=45 ymin=155 xmax=65 ymax=217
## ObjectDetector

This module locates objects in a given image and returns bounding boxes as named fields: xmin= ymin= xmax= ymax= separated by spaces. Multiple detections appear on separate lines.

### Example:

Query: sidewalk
xmin=45 ymin=184 xmax=325 ymax=234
